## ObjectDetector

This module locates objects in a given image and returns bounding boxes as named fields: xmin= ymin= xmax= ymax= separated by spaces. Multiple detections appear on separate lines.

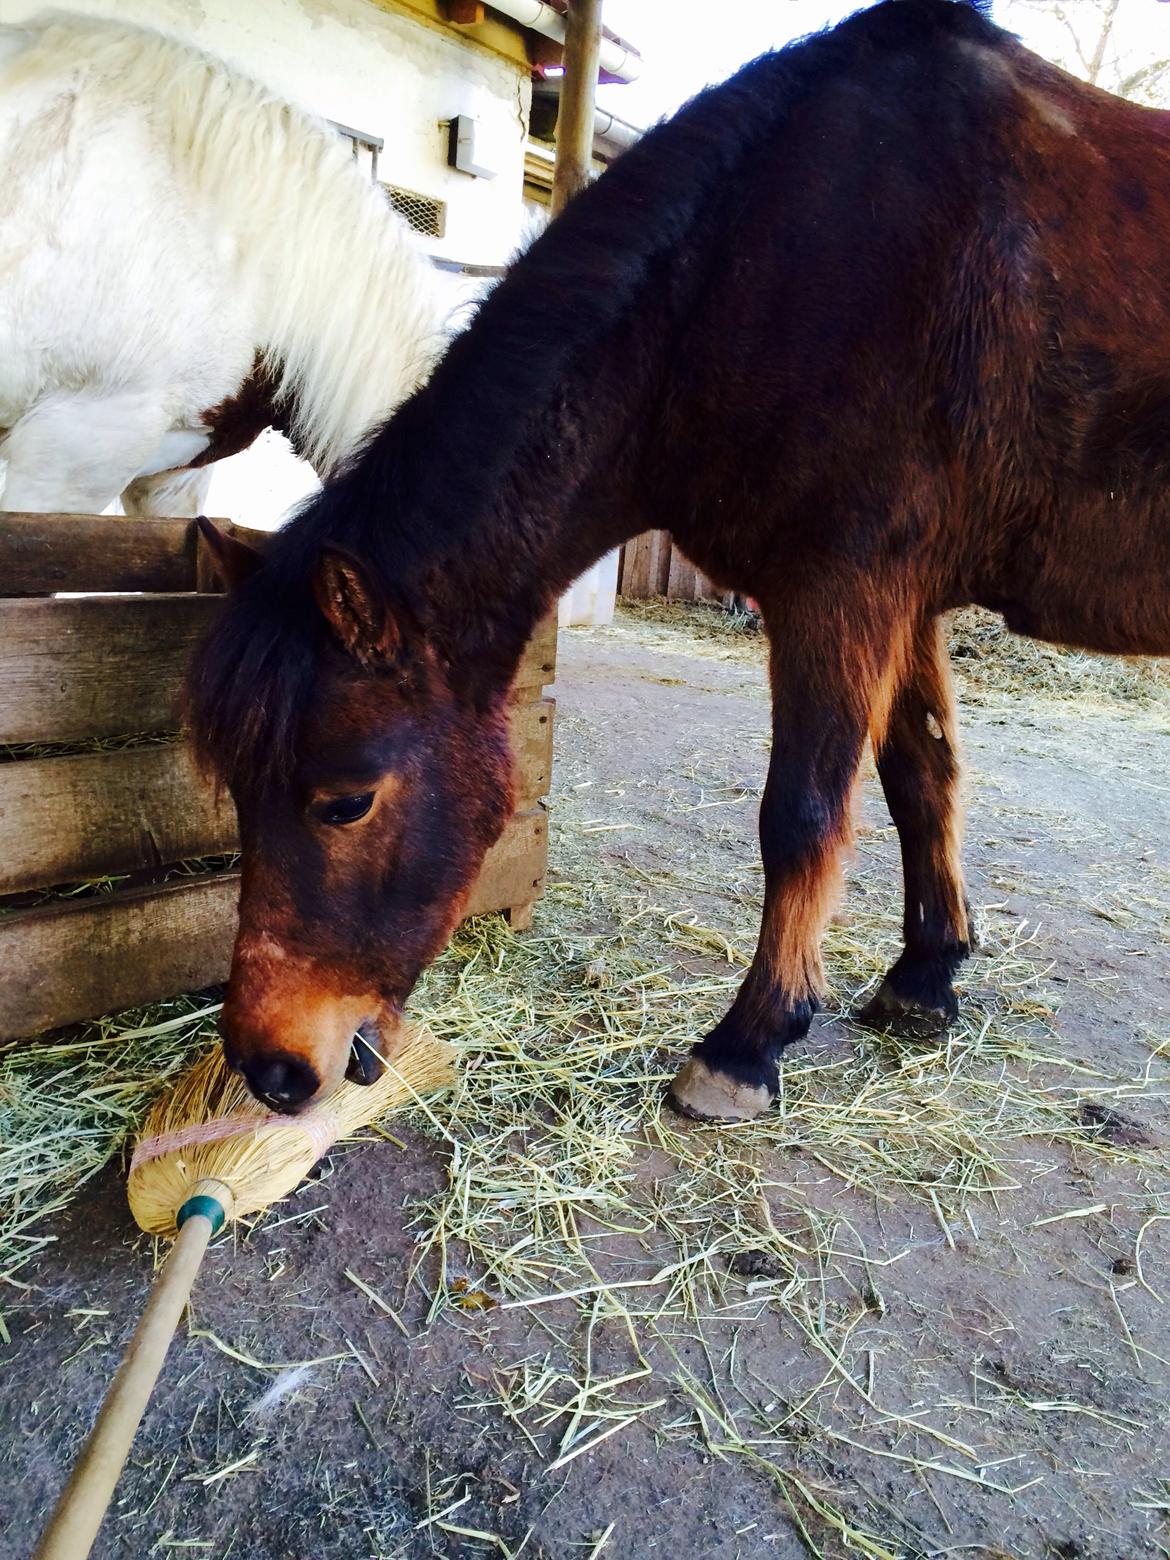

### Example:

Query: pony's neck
xmin=353 ymin=308 xmax=655 ymax=703
xmin=316 ymin=22 xmax=831 ymax=694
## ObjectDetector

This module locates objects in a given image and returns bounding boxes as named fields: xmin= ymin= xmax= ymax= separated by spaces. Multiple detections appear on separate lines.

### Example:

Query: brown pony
xmin=189 ymin=0 xmax=1170 ymax=1121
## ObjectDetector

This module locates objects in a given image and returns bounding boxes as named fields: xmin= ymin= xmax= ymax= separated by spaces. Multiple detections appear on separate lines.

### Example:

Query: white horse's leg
xmin=121 ymin=466 xmax=213 ymax=518
xmin=0 ymin=391 xmax=173 ymax=513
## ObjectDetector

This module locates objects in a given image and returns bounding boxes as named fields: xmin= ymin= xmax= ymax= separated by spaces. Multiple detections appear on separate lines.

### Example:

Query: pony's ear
xmin=313 ymin=546 xmax=400 ymax=663
xmin=196 ymin=516 xmax=264 ymax=590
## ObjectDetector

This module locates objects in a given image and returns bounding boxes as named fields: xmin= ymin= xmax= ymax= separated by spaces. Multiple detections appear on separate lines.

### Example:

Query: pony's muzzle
xmin=217 ymin=967 xmax=375 ymax=1108
xmin=243 ymin=1052 xmax=321 ymax=1113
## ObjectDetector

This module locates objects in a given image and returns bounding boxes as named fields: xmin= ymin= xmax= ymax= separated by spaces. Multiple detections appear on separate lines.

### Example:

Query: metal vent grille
xmin=384 ymin=184 xmax=446 ymax=239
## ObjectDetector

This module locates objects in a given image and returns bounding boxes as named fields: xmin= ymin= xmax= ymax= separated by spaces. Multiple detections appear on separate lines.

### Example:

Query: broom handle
xmin=32 ymin=1212 xmax=214 ymax=1560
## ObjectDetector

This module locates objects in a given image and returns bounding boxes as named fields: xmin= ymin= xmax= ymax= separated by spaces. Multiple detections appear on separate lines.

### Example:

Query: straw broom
xmin=32 ymin=1025 xmax=455 ymax=1560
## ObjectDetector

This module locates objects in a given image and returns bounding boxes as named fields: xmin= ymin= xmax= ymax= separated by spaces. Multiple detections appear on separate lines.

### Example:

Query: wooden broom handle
xmin=33 ymin=1212 xmax=214 ymax=1560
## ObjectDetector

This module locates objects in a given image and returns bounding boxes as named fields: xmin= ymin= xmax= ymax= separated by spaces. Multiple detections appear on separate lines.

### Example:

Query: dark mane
xmin=186 ymin=0 xmax=1002 ymax=798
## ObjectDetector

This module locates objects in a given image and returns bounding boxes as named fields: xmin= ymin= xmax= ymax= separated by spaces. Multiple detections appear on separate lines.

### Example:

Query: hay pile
xmin=948 ymin=607 xmax=1170 ymax=711
xmin=393 ymin=798 xmax=1167 ymax=1550
xmin=616 ymin=598 xmax=1170 ymax=714
xmin=3 ymin=600 xmax=1169 ymax=1553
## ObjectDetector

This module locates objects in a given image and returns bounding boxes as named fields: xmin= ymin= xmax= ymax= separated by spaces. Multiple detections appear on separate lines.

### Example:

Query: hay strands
xmin=32 ymin=1027 xmax=455 ymax=1560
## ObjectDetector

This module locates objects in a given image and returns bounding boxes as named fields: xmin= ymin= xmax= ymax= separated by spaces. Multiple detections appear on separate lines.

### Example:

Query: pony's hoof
xmin=856 ymin=978 xmax=954 ymax=1036
xmin=667 ymin=1057 xmax=773 ymax=1122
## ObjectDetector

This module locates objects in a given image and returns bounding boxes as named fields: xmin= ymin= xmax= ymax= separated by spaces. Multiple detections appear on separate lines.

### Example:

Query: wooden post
xmin=551 ymin=0 xmax=604 ymax=217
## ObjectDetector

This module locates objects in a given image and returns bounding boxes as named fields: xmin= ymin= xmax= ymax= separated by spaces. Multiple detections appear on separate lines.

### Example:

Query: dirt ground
xmin=2 ymin=606 xmax=1169 ymax=1560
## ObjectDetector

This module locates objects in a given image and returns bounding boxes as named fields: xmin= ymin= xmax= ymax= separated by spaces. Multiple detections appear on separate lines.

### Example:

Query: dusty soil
xmin=2 ymin=607 xmax=1168 ymax=1560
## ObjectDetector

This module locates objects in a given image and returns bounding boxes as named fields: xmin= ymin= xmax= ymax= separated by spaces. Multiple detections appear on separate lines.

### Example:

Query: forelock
xmin=186 ymin=573 xmax=321 ymax=803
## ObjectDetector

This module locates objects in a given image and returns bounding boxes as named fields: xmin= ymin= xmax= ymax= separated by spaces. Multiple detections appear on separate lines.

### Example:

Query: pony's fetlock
xmin=857 ymin=943 xmax=969 ymax=1033
xmin=666 ymin=1000 xmax=817 ymax=1121
xmin=667 ymin=1055 xmax=775 ymax=1122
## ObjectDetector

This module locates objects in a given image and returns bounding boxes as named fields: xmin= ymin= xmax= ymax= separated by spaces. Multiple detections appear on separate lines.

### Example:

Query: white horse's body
xmin=0 ymin=16 xmax=441 ymax=514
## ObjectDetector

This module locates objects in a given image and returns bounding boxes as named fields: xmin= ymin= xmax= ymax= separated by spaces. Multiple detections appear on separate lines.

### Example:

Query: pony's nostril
xmin=346 ymin=1021 xmax=385 ymax=1086
xmin=243 ymin=1054 xmax=320 ymax=1112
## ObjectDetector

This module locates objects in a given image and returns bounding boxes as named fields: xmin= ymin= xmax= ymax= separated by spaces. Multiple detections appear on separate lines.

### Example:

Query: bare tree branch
xmin=1051 ymin=3 xmax=1095 ymax=76
xmin=1116 ymin=58 xmax=1170 ymax=104
xmin=1085 ymin=0 xmax=1123 ymax=85
xmin=1009 ymin=0 xmax=1167 ymax=102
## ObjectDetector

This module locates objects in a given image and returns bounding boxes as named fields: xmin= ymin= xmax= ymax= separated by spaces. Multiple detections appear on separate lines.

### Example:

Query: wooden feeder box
xmin=0 ymin=513 xmax=555 ymax=1042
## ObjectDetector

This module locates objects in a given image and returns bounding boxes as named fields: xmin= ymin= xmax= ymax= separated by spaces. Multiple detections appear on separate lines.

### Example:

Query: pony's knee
xmin=122 ymin=465 xmax=212 ymax=517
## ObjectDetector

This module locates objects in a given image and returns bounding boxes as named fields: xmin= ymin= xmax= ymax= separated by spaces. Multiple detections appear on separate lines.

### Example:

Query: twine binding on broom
xmin=130 ymin=1108 xmax=341 ymax=1171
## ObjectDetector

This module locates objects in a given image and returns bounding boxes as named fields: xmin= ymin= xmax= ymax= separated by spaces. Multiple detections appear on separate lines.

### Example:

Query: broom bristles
xmin=127 ymin=1026 xmax=456 ymax=1237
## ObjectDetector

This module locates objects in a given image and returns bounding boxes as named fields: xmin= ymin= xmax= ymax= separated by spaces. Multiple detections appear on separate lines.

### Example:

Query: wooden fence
xmin=617 ymin=530 xmax=734 ymax=604
xmin=0 ymin=513 xmax=555 ymax=1041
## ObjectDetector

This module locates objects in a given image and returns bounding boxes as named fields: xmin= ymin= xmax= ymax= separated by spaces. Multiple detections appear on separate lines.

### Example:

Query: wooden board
xmin=510 ymin=696 xmax=555 ymax=806
xmin=0 ymin=744 xmax=237 ymax=896
xmin=0 ymin=595 xmax=219 ymax=744
xmin=0 ymin=807 xmax=548 ymax=1041
xmin=0 ymin=513 xmax=268 ymax=596
xmin=0 ymin=596 xmax=554 ymax=747
xmin=0 ymin=873 xmax=241 ymax=1042
xmin=620 ymin=530 xmax=735 ymax=602
xmin=0 ymin=698 xmax=554 ymax=895
xmin=513 ymin=611 xmax=557 ymax=693
xmin=667 ymin=546 xmax=700 ymax=602
xmin=464 ymin=804 xmax=548 ymax=919
xmin=619 ymin=530 xmax=676 ymax=599
xmin=619 ymin=533 xmax=655 ymax=599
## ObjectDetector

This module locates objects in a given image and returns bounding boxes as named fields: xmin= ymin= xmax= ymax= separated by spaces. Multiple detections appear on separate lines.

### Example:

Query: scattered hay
xmin=3 ymin=600 xmax=1169 ymax=1554
xmin=0 ymin=731 xmax=182 ymax=764
xmin=0 ymin=997 xmax=217 ymax=1288
xmin=616 ymin=597 xmax=1170 ymax=717
xmin=397 ymin=819 xmax=1167 ymax=1557
xmin=0 ymin=853 xmax=240 ymax=919
xmin=611 ymin=598 xmax=766 ymax=669
xmin=948 ymin=608 xmax=1170 ymax=713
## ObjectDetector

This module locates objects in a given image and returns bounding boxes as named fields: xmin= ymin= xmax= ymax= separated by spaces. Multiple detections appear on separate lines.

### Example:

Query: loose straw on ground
xmin=9 ymin=601 xmax=1170 ymax=1556
xmin=32 ymin=1027 xmax=455 ymax=1560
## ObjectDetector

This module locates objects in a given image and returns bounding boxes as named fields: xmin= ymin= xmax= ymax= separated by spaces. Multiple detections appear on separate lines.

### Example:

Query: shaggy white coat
xmin=0 ymin=15 xmax=441 ymax=514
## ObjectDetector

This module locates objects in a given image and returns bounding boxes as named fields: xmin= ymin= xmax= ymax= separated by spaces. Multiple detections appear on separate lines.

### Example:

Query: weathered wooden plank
xmin=0 ymin=514 xmax=268 ymax=596
xmin=0 ymin=807 xmax=548 ymax=1041
xmin=0 ymin=699 xmax=554 ymax=894
xmin=667 ymin=546 xmax=700 ymax=601
xmin=0 ymin=595 xmax=219 ymax=744
xmin=619 ymin=533 xmax=654 ymax=599
xmin=509 ymin=696 xmax=555 ymax=805
xmin=465 ymin=805 xmax=548 ymax=919
xmin=0 ymin=873 xmax=241 ymax=1041
xmin=648 ymin=530 xmax=671 ymax=595
xmin=514 ymin=610 xmax=557 ymax=692
xmin=0 ymin=744 xmax=237 ymax=895
xmin=0 ymin=595 xmax=552 ymax=746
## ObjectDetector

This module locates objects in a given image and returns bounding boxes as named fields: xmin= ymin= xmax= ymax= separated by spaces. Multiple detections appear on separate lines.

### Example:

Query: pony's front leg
xmin=859 ymin=615 xmax=972 ymax=1031
xmin=0 ymin=390 xmax=177 ymax=514
xmin=669 ymin=590 xmax=912 ymax=1123
xmin=121 ymin=466 xmax=213 ymax=518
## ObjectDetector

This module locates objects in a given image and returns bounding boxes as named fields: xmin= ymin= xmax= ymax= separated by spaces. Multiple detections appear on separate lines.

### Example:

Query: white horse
xmin=0 ymin=15 xmax=442 ymax=515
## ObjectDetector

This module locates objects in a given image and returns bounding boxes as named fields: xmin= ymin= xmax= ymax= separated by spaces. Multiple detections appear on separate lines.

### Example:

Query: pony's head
xmin=186 ymin=520 xmax=514 ymax=1111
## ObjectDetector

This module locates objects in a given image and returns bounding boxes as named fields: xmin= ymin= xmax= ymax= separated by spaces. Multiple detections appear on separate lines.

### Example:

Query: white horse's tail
xmin=7 ymin=17 xmax=442 ymax=474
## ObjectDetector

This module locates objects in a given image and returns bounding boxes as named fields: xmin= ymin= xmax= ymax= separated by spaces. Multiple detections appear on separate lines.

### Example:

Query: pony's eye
xmin=318 ymin=792 xmax=375 ymax=826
